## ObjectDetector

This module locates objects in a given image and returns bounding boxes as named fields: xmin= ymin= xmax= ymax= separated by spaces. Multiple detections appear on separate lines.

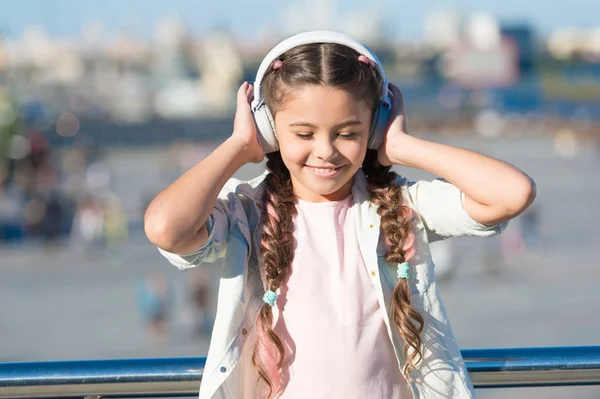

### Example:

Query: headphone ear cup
xmin=253 ymin=104 xmax=279 ymax=153
xmin=368 ymin=102 xmax=391 ymax=150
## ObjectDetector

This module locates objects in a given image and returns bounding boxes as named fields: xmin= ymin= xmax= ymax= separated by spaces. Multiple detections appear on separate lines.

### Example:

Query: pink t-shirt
xmin=242 ymin=194 xmax=412 ymax=398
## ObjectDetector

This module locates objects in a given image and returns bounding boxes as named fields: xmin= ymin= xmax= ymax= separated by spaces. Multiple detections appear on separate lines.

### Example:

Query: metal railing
xmin=1 ymin=346 xmax=599 ymax=398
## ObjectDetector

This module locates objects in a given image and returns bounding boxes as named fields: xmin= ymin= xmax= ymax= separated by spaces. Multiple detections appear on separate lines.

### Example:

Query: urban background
xmin=1 ymin=1 xmax=599 ymax=398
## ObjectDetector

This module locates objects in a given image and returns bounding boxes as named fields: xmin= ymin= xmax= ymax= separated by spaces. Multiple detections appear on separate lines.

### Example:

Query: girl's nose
xmin=313 ymin=138 xmax=338 ymax=161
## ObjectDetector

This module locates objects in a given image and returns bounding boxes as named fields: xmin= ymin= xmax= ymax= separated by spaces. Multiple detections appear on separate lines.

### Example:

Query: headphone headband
xmin=252 ymin=30 xmax=389 ymax=110
xmin=251 ymin=30 xmax=391 ymax=153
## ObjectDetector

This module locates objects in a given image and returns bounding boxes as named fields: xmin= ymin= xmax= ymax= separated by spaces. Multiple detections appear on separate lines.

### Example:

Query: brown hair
xmin=253 ymin=43 xmax=423 ymax=398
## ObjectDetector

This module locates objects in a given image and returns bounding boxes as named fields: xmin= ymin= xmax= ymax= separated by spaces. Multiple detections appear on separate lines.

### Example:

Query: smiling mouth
xmin=305 ymin=165 xmax=344 ymax=177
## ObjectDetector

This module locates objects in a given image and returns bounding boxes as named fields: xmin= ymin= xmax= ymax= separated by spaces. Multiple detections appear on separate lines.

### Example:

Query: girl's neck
xmin=290 ymin=175 xmax=354 ymax=203
xmin=295 ymin=192 xmax=353 ymax=206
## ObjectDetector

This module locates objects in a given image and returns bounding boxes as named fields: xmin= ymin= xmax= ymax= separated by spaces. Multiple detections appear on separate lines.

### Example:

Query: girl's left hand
xmin=377 ymin=83 xmax=411 ymax=167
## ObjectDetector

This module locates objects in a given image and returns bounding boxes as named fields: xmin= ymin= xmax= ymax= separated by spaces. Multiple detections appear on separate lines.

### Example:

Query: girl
xmin=144 ymin=31 xmax=536 ymax=399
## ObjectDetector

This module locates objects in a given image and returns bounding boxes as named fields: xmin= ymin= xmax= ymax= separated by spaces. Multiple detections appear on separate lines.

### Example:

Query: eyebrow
xmin=288 ymin=119 xmax=363 ymax=129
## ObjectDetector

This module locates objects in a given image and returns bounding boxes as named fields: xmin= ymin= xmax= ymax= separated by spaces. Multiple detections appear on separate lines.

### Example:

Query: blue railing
xmin=1 ymin=346 xmax=599 ymax=398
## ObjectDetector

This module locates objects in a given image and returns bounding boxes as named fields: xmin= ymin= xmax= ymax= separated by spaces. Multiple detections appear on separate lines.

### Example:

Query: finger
xmin=246 ymin=84 xmax=254 ymax=103
xmin=238 ymin=81 xmax=248 ymax=97
xmin=388 ymin=83 xmax=404 ymax=102
xmin=388 ymin=83 xmax=405 ymax=113
xmin=238 ymin=82 xmax=250 ymax=106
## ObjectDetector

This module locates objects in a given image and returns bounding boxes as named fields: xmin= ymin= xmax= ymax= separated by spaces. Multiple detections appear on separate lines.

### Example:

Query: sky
xmin=0 ymin=0 xmax=599 ymax=41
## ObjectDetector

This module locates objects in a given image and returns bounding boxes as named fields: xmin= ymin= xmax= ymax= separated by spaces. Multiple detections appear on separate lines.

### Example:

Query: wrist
xmin=389 ymin=134 xmax=421 ymax=167
xmin=224 ymin=136 xmax=255 ymax=166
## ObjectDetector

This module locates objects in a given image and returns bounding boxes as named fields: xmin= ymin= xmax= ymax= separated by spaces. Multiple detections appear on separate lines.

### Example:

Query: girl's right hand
xmin=231 ymin=82 xmax=264 ymax=164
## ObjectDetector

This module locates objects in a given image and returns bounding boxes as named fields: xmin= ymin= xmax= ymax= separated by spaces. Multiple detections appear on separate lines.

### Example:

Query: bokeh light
xmin=8 ymin=135 xmax=31 ymax=160
xmin=55 ymin=112 xmax=80 ymax=137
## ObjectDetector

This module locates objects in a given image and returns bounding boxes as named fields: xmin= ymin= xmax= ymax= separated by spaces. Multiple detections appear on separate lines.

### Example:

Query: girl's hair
xmin=253 ymin=43 xmax=424 ymax=398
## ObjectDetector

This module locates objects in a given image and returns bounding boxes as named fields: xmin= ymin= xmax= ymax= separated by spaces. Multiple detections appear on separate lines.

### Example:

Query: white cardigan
xmin=158 ymin=169 xmax=506 ymax=398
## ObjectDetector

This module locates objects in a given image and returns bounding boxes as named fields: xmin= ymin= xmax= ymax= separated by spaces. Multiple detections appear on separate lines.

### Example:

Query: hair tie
xmin=397 ymin=261 xmax=410 ymax=280
xmin=272 ymin=59 xmax=283 ymax=70
xmin=358 ymin=55 xmax=376 ymax=69
xmin=263 ymin=289 xmax=277 ymax=306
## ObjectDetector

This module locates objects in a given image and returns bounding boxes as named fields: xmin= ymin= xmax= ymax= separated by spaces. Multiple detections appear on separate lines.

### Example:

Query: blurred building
xmin=423 ymin=9 xmax=462 ymax=50
xmin=0 ymin=10 xmax=597 ymax=139
xmin=0 ymin=35 xmax=6 ymax=72
xmin=440 ymin=14 xmax=520 ymax=90
xmin=500 ymin=22 xmax=537 ymax=79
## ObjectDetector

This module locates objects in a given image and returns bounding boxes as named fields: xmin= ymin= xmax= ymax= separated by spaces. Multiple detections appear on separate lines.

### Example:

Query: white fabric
xmin=157 ymin=169 xmax=507 ymax=399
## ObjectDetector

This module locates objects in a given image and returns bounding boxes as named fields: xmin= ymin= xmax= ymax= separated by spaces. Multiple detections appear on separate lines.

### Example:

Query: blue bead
xmin=263 ymin=290 xmax=277 ymax=306
xmin=220 ymin=366 xmax=226 ymax=373
xmin=397 ymin=261 xmax=410 ymax=280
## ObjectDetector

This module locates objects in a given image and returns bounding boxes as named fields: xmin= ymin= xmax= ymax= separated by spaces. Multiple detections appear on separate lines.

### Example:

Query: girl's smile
xmin=274 ymin=84 xmax=373 ymax=202
xmin=305 ymin=164 xmax=345 ymax=178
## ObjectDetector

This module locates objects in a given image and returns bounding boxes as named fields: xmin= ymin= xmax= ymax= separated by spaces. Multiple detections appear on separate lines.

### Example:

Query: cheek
xmin=279 ymin=142 xmax=308 ymax=167
xmin=339 ymin=141 xmax=368 ymax=164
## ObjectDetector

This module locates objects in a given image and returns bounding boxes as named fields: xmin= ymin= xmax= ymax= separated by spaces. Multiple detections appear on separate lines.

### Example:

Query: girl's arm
xmin=379 ymin=84 xmax=536 ymax=226
xmin=144 ymin=82 xmax=263 ymax=254
xmin=390 ymin=135 xmax=536 ymax=226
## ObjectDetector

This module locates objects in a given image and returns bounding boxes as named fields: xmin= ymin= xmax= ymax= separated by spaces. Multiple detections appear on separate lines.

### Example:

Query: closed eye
xmin=294 ymin=132 xmax=358 ymax=140
xmin=295 ymin=132 xmax=313 ymax=140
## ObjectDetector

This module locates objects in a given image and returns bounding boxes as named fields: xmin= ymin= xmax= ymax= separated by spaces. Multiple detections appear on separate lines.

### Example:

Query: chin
xmin=303 ymin=174 xmax=343 ymax=190
xmin=300 ymin=177 xmax=352 ymax=200
xmin=313 ymin=185 xmax=342 ymax=196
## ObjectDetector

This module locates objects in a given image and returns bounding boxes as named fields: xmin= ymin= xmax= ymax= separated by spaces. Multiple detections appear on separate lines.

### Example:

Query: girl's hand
xmin=231 ymin=82 xmax=264 ymax=164
xmin=377 ymin=83 xmax=412 ymax=167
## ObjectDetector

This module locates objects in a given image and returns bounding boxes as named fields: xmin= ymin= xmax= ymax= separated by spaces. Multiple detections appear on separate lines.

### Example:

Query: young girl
xmin=144 ymin=31 xmax=536 ymax=399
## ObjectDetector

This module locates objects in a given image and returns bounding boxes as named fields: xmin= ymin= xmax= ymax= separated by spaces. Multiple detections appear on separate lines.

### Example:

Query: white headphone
xmin=251 ymin=30 xmax=392 ymax=153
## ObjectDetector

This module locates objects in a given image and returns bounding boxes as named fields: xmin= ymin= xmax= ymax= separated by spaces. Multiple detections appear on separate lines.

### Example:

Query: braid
xmin=362 ymin=149 xmax=424 ymax=380
xmin=252 ymin=152 xmax=297 ymax=398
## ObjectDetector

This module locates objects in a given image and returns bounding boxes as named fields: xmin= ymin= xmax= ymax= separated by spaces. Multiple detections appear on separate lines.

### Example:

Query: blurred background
xmin=1 ymin=0 xmax=599 ymax=398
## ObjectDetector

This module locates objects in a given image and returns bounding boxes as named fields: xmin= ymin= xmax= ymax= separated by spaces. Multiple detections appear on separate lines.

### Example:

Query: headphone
xmin=251 ymin=30 xmax=392 ymax=154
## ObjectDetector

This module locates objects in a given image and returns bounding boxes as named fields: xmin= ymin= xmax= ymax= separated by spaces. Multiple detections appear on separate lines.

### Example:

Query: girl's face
xmin=274 ymin=85 xmax=372 ymax=202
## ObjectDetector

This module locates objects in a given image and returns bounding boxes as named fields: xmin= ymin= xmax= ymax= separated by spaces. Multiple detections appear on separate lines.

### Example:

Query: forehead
xmin=275 ymin=85 xmax=372 ymax=124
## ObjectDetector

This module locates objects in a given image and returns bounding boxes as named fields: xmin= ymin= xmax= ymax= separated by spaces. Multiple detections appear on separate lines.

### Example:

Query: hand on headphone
xmin=377 ymin=83 xmax=410 ymax=167
xmin=232 ymin=82 xmax=265 ymax=164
